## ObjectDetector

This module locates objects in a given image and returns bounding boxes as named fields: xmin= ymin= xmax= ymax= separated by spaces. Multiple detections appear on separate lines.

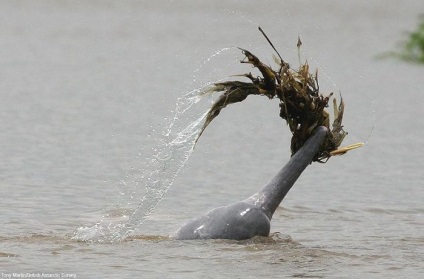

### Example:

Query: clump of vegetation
xmin=195 ymin=27 xmax=362 ymax=162
xmin=399 ymin=15 xmax=424 ymax=63
xmin=384 ymin=15 xmax=424 ymax=63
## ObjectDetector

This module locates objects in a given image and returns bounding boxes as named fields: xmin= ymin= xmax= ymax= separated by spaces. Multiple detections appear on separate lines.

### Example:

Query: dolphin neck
xmin=246 ymin=126 xmax=328 ymax=219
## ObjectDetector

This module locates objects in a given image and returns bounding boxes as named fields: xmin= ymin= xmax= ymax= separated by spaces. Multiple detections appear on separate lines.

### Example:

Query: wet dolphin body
xmin=172 ymin=126 xmax=328 ymax=240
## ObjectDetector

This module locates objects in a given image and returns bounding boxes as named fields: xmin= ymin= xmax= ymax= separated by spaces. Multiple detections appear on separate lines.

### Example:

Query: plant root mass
xmin=197 ymin=27 xmax=355 ymax=162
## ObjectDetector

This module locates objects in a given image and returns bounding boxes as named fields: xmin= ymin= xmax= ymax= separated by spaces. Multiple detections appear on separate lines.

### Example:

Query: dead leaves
xmin=195 ymin=28 xmax=362 ymax=162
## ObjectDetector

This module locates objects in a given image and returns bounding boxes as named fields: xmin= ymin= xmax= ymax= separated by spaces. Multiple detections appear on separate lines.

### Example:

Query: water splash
xmin=362 ymin=99 xmax=376 ymax=145
xmin=72 ymin=90 xmax=209 ymax=243
xmin=73 ymin=47 xmax=239 ymax=243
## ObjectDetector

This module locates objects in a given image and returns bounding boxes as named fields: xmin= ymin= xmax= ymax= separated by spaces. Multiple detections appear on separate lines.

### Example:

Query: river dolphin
xmin=172 ymin=126 xmax=328 ymax=240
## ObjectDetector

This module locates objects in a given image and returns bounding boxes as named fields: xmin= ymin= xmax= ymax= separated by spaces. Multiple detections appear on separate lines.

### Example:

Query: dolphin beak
xmin=329 ymin=142 xmax=365 ymax=156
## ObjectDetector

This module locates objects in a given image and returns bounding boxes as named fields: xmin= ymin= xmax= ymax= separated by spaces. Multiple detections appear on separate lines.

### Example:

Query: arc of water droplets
xmin=72 ymin=47 xmax=236 ymax=243
xmin=114 ymin=90 xmax=210 ymax=241
xmin=72 ymin=89 xmax=208 ymax=243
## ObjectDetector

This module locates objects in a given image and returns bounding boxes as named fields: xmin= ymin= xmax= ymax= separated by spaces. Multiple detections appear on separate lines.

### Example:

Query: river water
xmin=0 ymin=1 xmax=423 ymax=278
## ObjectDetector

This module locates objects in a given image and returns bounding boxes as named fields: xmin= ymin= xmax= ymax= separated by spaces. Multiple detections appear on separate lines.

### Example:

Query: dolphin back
xmin=172 ymin=201 xmax=270 ymax=240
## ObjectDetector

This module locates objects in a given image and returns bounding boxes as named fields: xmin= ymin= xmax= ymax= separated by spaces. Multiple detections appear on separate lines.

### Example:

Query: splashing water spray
xmin=72 ymin=47 xmax=237 ymax=243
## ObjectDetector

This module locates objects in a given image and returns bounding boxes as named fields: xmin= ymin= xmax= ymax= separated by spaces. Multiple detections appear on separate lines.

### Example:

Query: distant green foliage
xmin=400 ymin=15 xmax=424 ymax=63
xmin=379 ymin=15 xmax=424 ymax=64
